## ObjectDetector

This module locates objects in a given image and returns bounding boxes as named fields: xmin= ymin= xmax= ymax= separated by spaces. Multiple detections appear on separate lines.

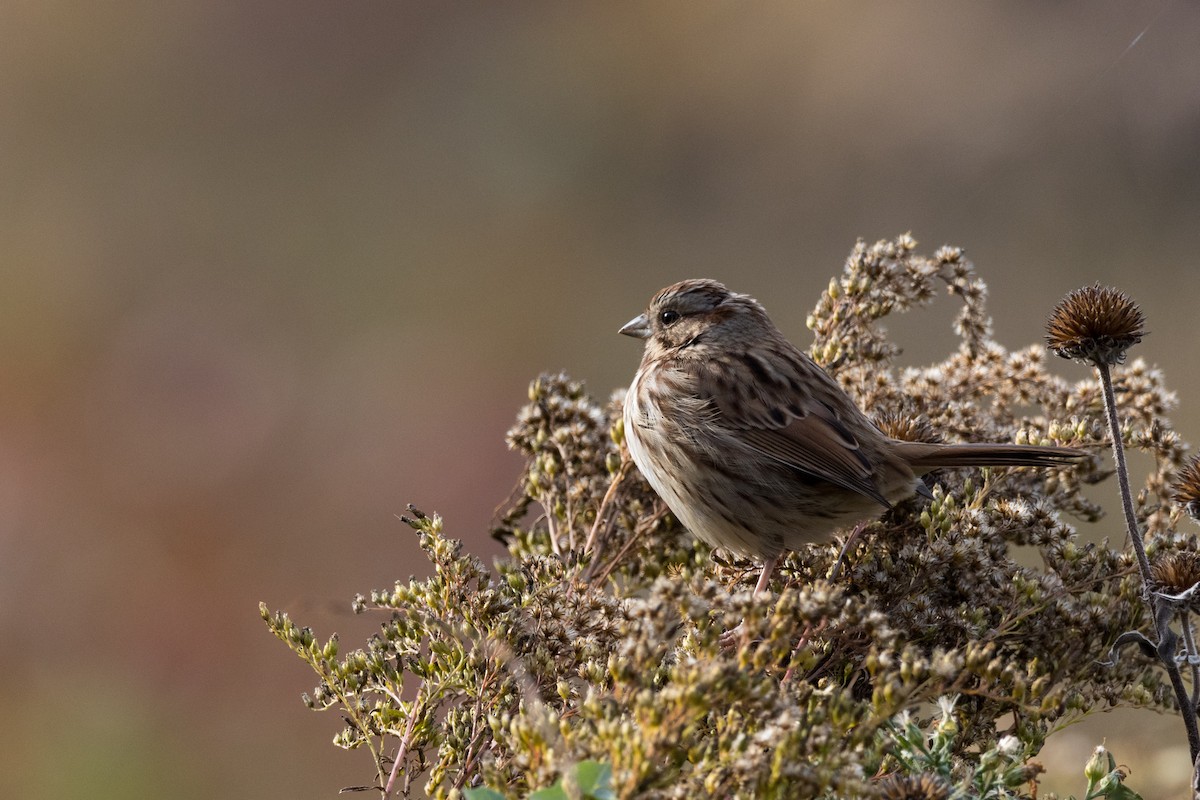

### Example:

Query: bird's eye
xmin=659 ymin=309 xmax=681 ymax=326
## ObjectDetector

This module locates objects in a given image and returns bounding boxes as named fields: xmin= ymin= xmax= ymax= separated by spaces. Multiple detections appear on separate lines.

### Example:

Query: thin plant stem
xmin=1096 ymin=360 xmax=1200 ymax=761
xmin=383 ymin=684 xmax=423 ymax=799
xmin=1183 ymin=611 xmax=1200 ymax=711
xmin=1096 ymin=362 xmax=1152 ymax=582
xmin=584 ymin=457 xmax=631 ymax=557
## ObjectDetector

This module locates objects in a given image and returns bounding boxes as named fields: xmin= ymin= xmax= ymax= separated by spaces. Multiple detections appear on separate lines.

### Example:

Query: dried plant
xmin=1046 ymin=283 xmax=1200 ymax=780
xmin=264 ymin=235 xmax=1189 ymax=799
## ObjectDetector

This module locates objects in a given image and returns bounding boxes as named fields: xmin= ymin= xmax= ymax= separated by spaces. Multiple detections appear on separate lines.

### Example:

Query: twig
xmin=584 ymin=457 xmax=632 ymax=557
xmin=383 ymin=684 xmax=424 ymax=799
xmin=590 ymin=506 xmax=668 ymax=587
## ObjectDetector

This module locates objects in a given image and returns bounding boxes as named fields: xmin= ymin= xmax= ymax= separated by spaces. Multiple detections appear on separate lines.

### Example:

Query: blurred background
xmin=2 ymin=2 xmax=1198 ymax=797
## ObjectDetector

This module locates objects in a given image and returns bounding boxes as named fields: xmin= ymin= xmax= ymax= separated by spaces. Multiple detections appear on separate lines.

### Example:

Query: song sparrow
xmin=620 ymin=279 xmax=1084 ymax=595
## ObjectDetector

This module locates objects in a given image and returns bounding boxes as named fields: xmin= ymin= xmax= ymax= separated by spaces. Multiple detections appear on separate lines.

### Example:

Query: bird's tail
xmin=893 ymin=440 xmax=1086 ymax=470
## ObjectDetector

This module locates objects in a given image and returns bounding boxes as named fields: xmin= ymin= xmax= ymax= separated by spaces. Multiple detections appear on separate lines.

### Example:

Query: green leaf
xmin=1102 ymin=784 xmax=1143 ymax=800
xmin=464 ymin=788 xmax=507 ymax=800
xmin=528 ymin=785 xmax=568 ymax=800
xmin=573 ymin=761 xmax=614 ymax=799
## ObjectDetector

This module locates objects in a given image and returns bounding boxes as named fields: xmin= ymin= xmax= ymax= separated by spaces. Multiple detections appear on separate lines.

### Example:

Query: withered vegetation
xmin=264 ymin=236 xmax=1192 ymax=799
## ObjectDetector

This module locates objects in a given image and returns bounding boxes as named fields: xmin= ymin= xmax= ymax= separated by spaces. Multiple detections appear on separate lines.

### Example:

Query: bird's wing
xmin=696 ymin=352 xmax=892 ymax=507
xmin=739 ymin=407 xmax=892 ymax=507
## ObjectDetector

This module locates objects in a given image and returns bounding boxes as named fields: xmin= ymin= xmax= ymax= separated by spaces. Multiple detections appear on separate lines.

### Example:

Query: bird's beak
xmin=619 ymin=313 xmax=651 ymax=339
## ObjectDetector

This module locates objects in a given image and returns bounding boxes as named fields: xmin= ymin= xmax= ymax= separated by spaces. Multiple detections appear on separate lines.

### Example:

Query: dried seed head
xmin=1171 ymin=456 xmax=1200 ymax=522
xmin=877 ymin=773 xmax=952 ymax=800
xmin=1045 ymin=285 xmax=1145 ymax=366
xmin=1149 ymin=551 xmax=1200 ymax=597
xmin=873 ymin=411 xmax=943 ymax=444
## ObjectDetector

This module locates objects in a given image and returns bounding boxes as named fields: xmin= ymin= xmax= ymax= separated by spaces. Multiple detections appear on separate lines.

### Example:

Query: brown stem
xmin=1184 ymin=611 xmax=1200 ymax=711
xmin=583 ymin=457 xmax=631 ymax=559
xmin=384 ymin=685 xmax=424 ymax=799
xmin=1096 ymin=363 xmax=1152 ymax=582
xmin=1096 ymin=361 xmax=1200 ymax=762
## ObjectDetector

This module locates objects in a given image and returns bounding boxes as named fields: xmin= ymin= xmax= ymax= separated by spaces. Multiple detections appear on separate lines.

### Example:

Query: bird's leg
xmin=753 ymin=553 xmax=781 ymax=597
xmin=718 ymin=623 xmax=744 ymax=651
xmin=720 ymin=553 xmax=781 ymax=650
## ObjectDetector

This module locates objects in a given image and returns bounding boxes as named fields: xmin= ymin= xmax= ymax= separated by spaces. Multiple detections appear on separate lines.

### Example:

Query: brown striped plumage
xmin=620 ymin=279 xmax=1084 ymax=593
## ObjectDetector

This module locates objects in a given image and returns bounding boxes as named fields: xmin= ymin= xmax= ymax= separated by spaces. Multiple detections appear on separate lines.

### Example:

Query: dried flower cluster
xmin=264 ymin=236 xmax=1189 ymax=799
xmin=871 ymin=411 xmax=943 ymax=445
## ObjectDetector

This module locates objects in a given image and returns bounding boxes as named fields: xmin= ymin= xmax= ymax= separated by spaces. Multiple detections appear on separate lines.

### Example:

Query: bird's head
xmin=620 ymin=279 xmax=774 ymax=357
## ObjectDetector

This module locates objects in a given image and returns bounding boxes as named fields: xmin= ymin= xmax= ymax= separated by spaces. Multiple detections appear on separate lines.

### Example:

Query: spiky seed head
xmin=1045 ymin=284 xmax=1145 ymax=366
xmin=877 ymin=773 xmax=952 ymax=800
xmin=873 ymin=411 xmax=943 ymax=444
xmin=1171 ymin=456 xmax=1200 ymax=522
xmin=1149 ymin=551 xmax=1200 ymax=599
